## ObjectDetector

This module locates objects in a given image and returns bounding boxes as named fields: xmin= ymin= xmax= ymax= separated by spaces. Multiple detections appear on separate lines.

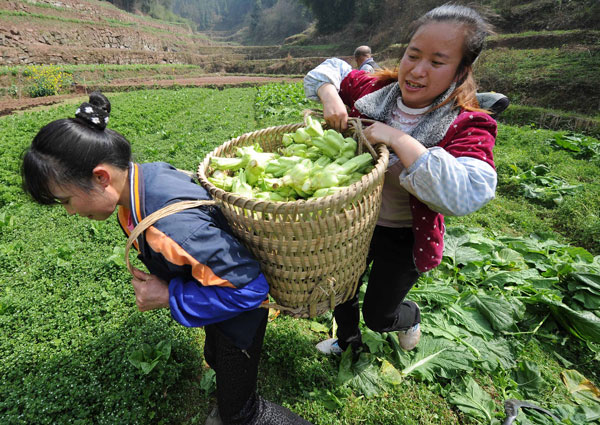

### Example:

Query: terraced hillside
xmin=1 ymin=0 xmax=599 ymax=125
xmin=0 ymin=0 xmax=338 ymax=69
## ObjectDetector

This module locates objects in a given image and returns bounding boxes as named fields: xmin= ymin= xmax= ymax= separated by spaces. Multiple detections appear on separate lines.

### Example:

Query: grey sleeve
xmin=399 ymin=147 xmax=497 ymax=216
xmin=304 ymin=58 xmax=353 ymax=101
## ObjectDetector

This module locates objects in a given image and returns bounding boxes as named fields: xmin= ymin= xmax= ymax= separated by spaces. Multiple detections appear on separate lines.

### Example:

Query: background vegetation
xmin=0 ymin=0 xmax=599 ymax=423
xmin=1 ymin=84 xmax=599 ymax=424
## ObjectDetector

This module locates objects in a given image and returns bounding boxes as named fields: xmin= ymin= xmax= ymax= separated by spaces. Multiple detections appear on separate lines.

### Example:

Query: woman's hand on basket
xmin=317 ymin=83 xmax=348 ymax=132
xmin=131 ymin=267 xmax=170 ymax=311
xmin=363 ymin=122 xmax=427 ymax=168
xmin=363 ymin=121 xmax=404 ymax=148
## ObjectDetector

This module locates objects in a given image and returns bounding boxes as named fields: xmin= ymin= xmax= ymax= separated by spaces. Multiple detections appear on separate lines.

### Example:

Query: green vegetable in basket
xmin=265 ymin=156 xmax=304 ymax=177
xmin=210 ymin=156 xmax=248 ymax=171
xmin=281 ymin=158 xmax=313 ymax=193
xmin=304 ymin=115 xmax=325 ymax=138
xmin=282 ymin=133 xmax=294 ymax=147
xmin=231 ymin=169 xmax=254 ymax=198
xmin=311 ymin=129 xmax=347 ymax=158
xmin=208 ymin=170 xmax=234 ymax=191
xmin=312 ymin=187 xmax=343 ymax=198
xmin=292 ymin=127 xmax=311 ymax=144
xmin=337 ymin=152 xmax=374 ymax=175
xmin=207 ymin=122 xmax=375 ymax=201
xmin=341 ymin=137 xmax=358 ymax=160
xmin=254 ymin=191 xmax=287 ymax=202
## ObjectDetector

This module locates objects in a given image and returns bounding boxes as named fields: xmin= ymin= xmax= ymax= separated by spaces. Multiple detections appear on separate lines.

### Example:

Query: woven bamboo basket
xmin=196 ymin=117 xmax=389 ymax=318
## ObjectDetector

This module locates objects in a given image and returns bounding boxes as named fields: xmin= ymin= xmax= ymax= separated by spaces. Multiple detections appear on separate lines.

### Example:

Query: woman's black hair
xmin=21 ymin=91 xmax=132 ymax=205
xmin=405 ymin=3 xmax=496 ymax=81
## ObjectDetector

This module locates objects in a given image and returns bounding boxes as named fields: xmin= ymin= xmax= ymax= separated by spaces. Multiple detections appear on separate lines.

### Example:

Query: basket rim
xmin=197 ymin=122 xmax=389 ymax=213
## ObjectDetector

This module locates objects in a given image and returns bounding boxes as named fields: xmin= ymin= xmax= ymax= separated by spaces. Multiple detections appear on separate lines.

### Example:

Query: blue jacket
xmin=117 ymin=162 xmax=269 ymax=330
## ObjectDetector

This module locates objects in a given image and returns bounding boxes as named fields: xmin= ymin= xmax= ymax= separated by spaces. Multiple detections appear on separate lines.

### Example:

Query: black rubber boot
xmin=246 ymin=395 xmax=313 ymax=425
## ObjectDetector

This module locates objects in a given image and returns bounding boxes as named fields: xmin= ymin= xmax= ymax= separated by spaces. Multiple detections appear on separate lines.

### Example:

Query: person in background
xmin=20 ymin=92 xmax=313 ymax=425
xmin=305 ymin=5 xmax=509 ymax=355
xmin=354 ymin=45 xmax=381 ymax=73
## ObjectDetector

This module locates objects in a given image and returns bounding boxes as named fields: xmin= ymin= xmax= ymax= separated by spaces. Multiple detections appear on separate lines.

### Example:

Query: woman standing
xmin=304 ymin=4 xmax=501 ymax=354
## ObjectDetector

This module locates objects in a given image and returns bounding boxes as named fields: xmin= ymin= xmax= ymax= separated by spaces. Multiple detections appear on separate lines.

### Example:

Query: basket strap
xmin=124 ymin=200 xmax=217 ymax=275
xmin=123 ymin=200 xmax=336 ymax=317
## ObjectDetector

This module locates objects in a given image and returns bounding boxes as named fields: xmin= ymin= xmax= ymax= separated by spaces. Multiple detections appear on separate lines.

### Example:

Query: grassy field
xmin=1 ymin=84 xmax=599 ymax=424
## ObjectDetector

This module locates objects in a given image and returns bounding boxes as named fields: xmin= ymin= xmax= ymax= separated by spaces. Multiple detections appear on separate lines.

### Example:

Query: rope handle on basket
xmin=302 ymin=110 xmax=378 ymax=160
xmin=124 ymin=199 xmax=338 ymax=318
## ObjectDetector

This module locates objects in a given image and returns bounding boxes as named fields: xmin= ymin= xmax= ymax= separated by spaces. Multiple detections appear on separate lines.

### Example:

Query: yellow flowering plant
xmin=24 ymin=65 xmax=73 ymax=97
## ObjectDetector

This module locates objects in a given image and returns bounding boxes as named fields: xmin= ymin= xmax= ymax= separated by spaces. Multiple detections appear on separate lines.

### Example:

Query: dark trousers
xmin=204 ymin=309 xmax=312 ymax=425
xmin=335 ymin=226 xmax=421 ymax=351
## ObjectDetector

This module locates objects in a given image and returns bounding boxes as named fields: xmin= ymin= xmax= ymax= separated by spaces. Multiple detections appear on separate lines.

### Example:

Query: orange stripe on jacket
xmin=132 ymin=164 xmax=143 ymax=224
xmin=117 ymin=207 xmax=139 ymax=251
xmin=145 ymin=225 xmax=235 ymax=288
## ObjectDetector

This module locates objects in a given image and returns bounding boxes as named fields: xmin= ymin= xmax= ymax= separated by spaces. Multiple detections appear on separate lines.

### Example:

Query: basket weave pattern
xmin=197 ymin=123 xmax=389 ymax=318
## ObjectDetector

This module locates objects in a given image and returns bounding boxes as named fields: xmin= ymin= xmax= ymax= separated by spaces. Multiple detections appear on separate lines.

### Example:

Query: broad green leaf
xmin=379 ymin=359 xmax=403 ymax=385
xmin=140 ymin=359 xmax=160 ymax=375
xmin=553 ymin=134 xmax=581 ymax=152
xmin=443 ymin=229 xmax=485 ymax=265
xmin=398 ymin=336 xmax=475 ymax=382
xmin=464 ymin=291 xmax=524 ymax=331
xmin=579 ymin=404 xmax=600 ymax=422
xmin=337 ymin=347 xmax=354 ymax=385
xmin=199 ymin=369 xmax=216 ymax=394
xmin=423 ymin=313 xmax=481 ymax=357
xmin=448 ymin=304 xmax=494 ymax=338
xmin=493 ymin=247 xmax=526 ymax=267
xmin=570 ymin=272 xmax=600 ymax=292
xmin=573 ymin=292 xmax=600 ymax=310
xmin=447 ymin=376 xmax=496 ymax=423
xmin=465 ymin=336 xmax=516 ymax=372
xmin=309 ymin=321 xmax=330 ymax=334
xmin=362 ymin=328 xmax=387 ymax=355
xmin=544 ymin=300 xmax=600 ymax=343
xmin=560 ymin=369 xmax=600 ymax=406
xmin=565 ymin=247 xmax=596 ymax=263
xmin=410 ymin=283 xmax=459 ymax=306
xmin=554 ymin=404 xmax=595 ymax=424
xmin=156 ymin=339 xmax=171 ymax=361
xmin=107 ymin=245 xmax=127 ymax=267
xmin=337 ymin=352 xmax=384 ymax=397
xmin=514 ymin=361 xmax=544 ymax=399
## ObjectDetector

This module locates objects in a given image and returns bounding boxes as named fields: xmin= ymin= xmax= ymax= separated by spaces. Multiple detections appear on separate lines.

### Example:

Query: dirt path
xmin=0 ymin=75 xmax=303 ymax=116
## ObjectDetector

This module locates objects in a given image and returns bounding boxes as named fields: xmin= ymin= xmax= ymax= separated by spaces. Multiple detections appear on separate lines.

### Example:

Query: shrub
xmin=24 ymin=65 xmax=72 ymax=98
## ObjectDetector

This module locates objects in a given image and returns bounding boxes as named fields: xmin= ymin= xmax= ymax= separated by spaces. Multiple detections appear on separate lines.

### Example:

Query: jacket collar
xmin=127 ymin=162 xmax=146 ymax=226
xmin=354 ymin=82 xmax=459 ymax=148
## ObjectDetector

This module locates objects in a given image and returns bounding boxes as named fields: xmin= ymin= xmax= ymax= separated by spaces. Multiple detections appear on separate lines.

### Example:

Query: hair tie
xmin=76 ymin=103 xmax=109 ymax=130
xmin=75 ymin=91 xmax=111 ymax=130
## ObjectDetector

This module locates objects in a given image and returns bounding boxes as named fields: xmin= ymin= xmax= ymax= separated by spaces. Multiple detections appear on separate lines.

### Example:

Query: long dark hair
xmin=375 ymin=3 xmax=496 ymax=111
xmin=21 ymin=92 xmax=131 ymax=205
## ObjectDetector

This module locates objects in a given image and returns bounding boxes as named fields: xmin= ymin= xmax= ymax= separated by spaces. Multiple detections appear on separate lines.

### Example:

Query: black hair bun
xmin=89 ymin=91 xmax=111 ymax=114
xmin=75 ymin=91 xmax=111 ymax=130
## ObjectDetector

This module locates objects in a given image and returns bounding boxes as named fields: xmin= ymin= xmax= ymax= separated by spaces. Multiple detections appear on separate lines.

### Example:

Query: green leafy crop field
xmin=0 ymin=84 xmax=599 ymax=424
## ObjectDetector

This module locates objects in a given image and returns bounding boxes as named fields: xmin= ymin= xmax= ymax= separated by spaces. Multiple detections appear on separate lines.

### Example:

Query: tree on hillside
xmin=249 ymin=0 xmax=311 ymax=43
xmin=106 ymin=0 xmax=172 ymax=14
xmin=172 ymin=0 xmax=255 ymax=31
xmin=298 ymin=0 xmax=355 ymax=33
